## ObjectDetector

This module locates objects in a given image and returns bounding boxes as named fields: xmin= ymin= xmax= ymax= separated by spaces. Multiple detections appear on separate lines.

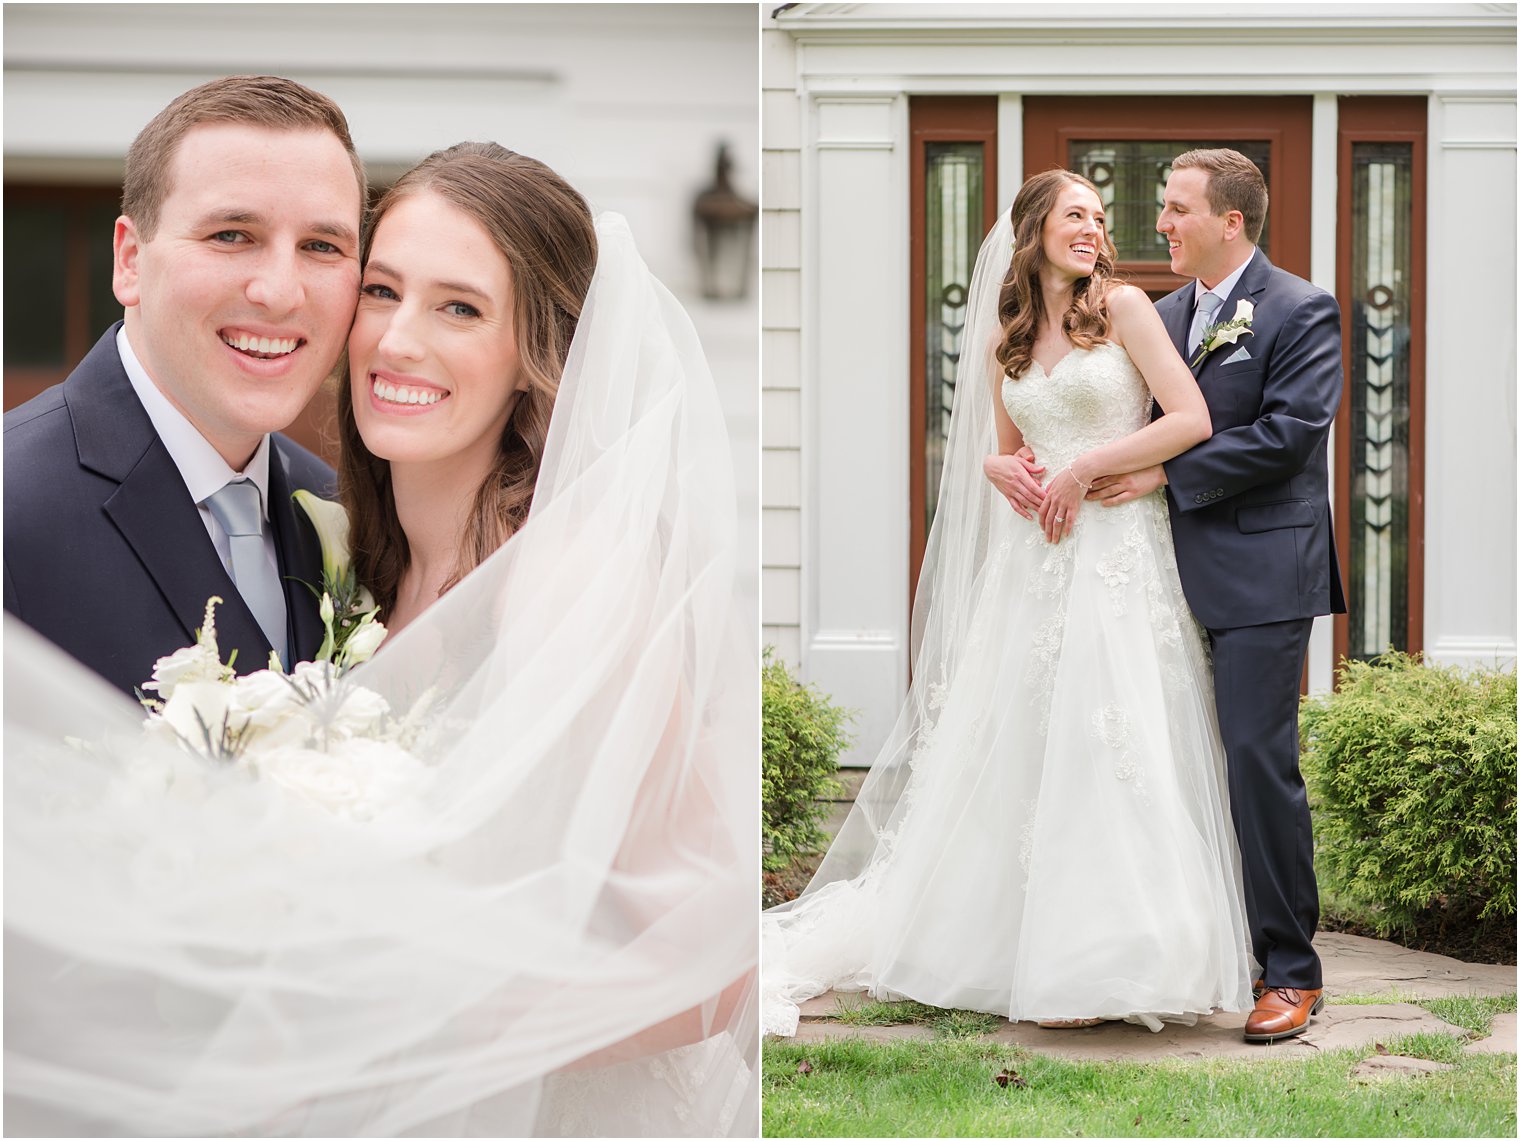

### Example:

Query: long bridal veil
xmin=760 ymin=213 xmax=1013 ymax=1035
xmin=5 ymin=214 xmax=758 ymax=1137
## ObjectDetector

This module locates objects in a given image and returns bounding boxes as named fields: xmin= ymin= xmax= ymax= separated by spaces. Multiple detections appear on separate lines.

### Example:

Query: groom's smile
xmin=219 ymin=328 xmax=304 ymax=361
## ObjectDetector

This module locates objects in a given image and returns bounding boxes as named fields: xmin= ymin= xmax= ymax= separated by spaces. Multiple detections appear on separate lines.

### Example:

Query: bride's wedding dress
xmin=5 ymin=215 xmax=756 ymax=1137
xmin=762 ymin=221 xmax=1252 ymax=1038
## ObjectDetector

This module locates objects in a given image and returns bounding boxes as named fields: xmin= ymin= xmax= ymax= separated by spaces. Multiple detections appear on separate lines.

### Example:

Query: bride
xmin=762 ymin=169 xmax=1253 ymax=1035
xmin=6 ymin=143 xmax=756 ymax=1136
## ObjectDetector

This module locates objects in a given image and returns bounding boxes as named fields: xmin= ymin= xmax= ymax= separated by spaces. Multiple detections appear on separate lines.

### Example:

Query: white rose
xmin=157 ymin=681 xmax=242 ymax=757
xmin=331 ymin=737 xmax=433 ymax=821
xmin=142 ymin=596 xmax=232 ymax=699
xmin=255 ymin=738 xmax=426 ymax=821
xmin=282 ymin=662 xmax=391 ymax=741
xmin=142 ymin=642 xmax=224 ymax=701
xmin=339 ymin=618 xmax=388 ymax=667
xmin=228 ymin=668 xmax=319 ymax=750
xmin=256 ymin=745 xmax=366 ymax=816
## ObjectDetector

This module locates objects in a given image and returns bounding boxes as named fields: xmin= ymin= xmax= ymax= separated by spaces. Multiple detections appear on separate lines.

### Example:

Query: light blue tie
xmin=204 ymin=480 xmax=288 ymax=659
xmin=1188 ymin=291 xmax=1225 ymax=356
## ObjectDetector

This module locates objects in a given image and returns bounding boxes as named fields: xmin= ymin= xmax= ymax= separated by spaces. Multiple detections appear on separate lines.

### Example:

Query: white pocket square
xmin=1223 ymin=346 xmax=1252 ymax=364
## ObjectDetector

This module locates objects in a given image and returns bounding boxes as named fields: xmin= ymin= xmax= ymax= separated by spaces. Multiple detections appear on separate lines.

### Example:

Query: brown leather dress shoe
xmin=1252 ymin=976 xmax=1266 ymax=999
xmin=1244 ymin=986 xmax=1324 ymax=1043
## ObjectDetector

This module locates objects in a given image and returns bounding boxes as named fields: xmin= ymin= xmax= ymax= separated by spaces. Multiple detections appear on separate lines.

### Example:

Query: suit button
xmin=1194 ymin=494 xmax=1204 ymax=504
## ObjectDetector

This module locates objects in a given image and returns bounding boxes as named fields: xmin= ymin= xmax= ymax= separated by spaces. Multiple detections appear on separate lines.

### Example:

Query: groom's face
xmin=113 ymin=121 xmax=363 ymax=470
xmin=1157 ymin=167 xmax=1231 ymax=286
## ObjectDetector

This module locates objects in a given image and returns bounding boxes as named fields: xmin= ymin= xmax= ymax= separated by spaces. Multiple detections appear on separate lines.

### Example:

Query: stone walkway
xmin=790 ymin=933 xmax=1516 ymax=1061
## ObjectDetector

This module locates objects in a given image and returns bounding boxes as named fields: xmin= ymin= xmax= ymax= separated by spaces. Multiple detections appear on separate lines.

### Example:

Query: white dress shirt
xmin=116 ymin=327 xmax=284 ymax=605
xmin=1193 ymin=248 xmax=1257 ymax=315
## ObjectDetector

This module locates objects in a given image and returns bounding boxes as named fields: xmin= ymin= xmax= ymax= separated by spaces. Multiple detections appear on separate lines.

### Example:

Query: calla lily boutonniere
xmin=293 ymin=490 xmax=387 ymax=668
xmin=1190 ymin=299 xmax=1255 ymax=368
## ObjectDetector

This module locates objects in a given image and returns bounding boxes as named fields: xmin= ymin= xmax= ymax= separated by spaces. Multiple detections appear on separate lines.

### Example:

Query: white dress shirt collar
xmin=1194 ymin=247 xmax=1257 ymax=311
xmin=116 ymin=326 xmax=272 ymax=515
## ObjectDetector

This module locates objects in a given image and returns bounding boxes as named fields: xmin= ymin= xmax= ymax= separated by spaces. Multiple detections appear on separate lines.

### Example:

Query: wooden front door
xmin=1023 ymin=96 xmax=1314 ymax=295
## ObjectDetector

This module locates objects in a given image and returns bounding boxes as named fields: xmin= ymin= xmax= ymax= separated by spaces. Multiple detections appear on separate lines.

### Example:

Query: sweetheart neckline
xmin=1014 ymin=341 xmax=1123 ymax=383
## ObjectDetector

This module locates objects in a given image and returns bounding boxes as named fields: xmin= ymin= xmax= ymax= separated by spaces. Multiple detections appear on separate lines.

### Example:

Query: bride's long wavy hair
xmin=338 ymin=142 xmax=597 ymax=616
xmin=995 ymin=169 xmax=1119 ymax=382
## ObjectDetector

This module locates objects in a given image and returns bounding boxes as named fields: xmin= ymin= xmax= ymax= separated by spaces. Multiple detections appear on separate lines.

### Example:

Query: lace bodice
xmin=1001 ymin=341 xmax=1152 ymax=472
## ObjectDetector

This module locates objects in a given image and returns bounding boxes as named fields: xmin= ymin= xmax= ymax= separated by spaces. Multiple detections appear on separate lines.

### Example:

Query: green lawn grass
xmin=763 ymin=996 xmax=1517 ymax=1138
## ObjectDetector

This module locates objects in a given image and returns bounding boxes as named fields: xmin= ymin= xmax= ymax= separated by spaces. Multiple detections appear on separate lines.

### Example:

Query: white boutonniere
xmin=1190 ymin=299 xmax=1255 ymax=368
xmin=292 ymin=491 xmax=387 ymax=669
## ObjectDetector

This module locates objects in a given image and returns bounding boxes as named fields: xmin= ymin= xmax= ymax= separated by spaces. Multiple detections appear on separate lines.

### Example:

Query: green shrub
xmin=762 ymin=650 xmax=851 ymax=872
xmin=1300 ymin=651 xmax=1516 ymax=937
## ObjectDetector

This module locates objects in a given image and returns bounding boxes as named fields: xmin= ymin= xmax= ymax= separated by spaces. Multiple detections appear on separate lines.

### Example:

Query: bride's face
xmin=1039 ymin=183 xmax=1106 ymax=283
xmin=349 ymin=191 xmax=525 ymax=469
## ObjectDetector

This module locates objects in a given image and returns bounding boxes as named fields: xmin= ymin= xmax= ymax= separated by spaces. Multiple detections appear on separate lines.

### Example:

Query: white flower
xmin=293 ymin=491 xmax=354 ymax=587
xmin=1191 ymin=301 xmax=1256 ymax=366
xmin=339 ymin=616 xmax=387 ymax=667
xmin=256 ymin=745 xmax=366 ymax=817
xmin=227 ymin=668 xmax=320 ymax=750
xmin=1210 ymin=323 xmax=1251 ymax=349
xmin=253 ymin=737 xmax=429 ymax=821
xmin=158 ymin=680 xmax=240 ymax=753
xmin=142 ymin=597 xmax=233 ymax=700
xmin=286 ymin=661 xmax=392 ymax=739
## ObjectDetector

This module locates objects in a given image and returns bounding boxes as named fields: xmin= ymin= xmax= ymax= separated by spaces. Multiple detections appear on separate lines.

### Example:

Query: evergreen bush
xmin=1300 ymin=651 xmax=1516 ymax=938
xmin=762 ymin=650 xmax=850 ymax=872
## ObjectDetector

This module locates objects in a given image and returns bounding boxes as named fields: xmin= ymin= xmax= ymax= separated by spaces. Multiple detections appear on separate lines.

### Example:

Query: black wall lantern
xmin=692 ymin=143 xmax=758 ymax=302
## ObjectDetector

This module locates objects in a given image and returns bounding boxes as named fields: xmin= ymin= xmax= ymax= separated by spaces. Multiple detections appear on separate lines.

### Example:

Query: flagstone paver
xmin=1350 ymin=1055 xmax=1457 ymax=1081
xmin=1466 ymin=1012 xmax=1518 ymax=1056
xmin=785 ymin=932 xmax=1517 ymax=1061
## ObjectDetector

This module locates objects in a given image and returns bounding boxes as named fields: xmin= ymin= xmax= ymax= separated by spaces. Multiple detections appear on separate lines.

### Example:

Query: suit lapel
xmin=1192 ymin=249 xmax=1272 ymax=379
xmin=68 ymin=324 xmax=272 ymax=669
xmin=1157 ymin=284 xmax=1194 ymax=363
xmin=268 ymin=443 xmax=327 ymax=664
xmin=102 ymin=440 xmax=271 ymax=666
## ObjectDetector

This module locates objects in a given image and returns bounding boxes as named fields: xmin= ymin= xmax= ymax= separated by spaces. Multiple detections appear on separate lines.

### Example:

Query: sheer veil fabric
xmin=761 ymin=213 xmax=1253 ymax=1036
xmin=4 ymin=214 xmax=758 ymax=1137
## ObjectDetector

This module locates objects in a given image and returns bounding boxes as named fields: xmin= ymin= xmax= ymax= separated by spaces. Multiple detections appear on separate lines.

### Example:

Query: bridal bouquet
xmin=135 ymin=495 xmax=434 ymax=822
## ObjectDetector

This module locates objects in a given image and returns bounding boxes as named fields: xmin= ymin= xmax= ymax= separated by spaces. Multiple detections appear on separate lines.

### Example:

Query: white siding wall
xmin=761 ymin=25 xmax=803 ymax=666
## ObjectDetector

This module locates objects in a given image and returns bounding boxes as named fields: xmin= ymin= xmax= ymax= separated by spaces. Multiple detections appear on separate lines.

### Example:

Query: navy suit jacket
xmin=1157 ymin=251 xmax=1347 ymax=630
xmin=4 ymin=324 xmax=335 ymax=696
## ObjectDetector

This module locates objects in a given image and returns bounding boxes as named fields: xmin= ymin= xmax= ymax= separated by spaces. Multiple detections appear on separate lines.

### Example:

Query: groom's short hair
xmin=122 ymin=75 xmax=366 ymax=239
xmin=1171 ymin=148 xmax=1268 ymax=245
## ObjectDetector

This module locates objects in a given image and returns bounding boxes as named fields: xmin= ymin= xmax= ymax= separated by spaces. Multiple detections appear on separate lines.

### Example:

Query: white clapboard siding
xmin=760 ymin=23 xmax=805 ymax=668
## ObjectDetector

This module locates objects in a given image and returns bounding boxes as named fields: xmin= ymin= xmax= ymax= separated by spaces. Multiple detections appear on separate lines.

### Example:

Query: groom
xmin=1088 ymin=149 xmax=1346 ymax=1042
xmin=3 ymin=75 xmax=366 ymax=696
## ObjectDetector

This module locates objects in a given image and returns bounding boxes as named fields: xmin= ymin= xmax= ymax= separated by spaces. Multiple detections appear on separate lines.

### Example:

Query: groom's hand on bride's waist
xmin=984 ymin=449 xmax=1046 ymax=520
xmin=1087 ymin=465 xmax=1167 ymax=506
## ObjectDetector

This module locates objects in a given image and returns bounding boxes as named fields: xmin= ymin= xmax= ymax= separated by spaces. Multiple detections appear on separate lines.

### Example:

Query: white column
xmin=1307 ymin=92 xmax=1339 ymax=694
xmin=1422 ymin=94 xmax=1518 ymax=667
xmin=803 ymin=93 xmax=912 ymax=766
xmin=997 ymin=93 xmax=1023 ymax=204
